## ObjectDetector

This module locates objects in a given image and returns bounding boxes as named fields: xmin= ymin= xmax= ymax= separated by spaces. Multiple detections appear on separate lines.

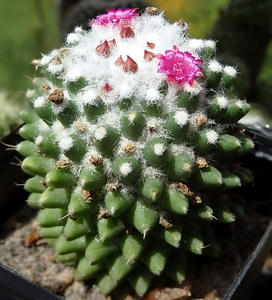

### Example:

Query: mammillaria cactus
xmin=18 ymin=7 xmax=254 ymax=297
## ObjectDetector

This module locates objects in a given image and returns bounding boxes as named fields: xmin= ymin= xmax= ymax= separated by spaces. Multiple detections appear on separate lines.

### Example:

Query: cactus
xmin=18 ymin=7 xmax=253 ymax=297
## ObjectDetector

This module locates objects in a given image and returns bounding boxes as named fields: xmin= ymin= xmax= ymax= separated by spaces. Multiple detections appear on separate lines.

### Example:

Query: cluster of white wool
xmin=29 ymin=10 xmax=242 ymax=181
xmin=40 ymin=12 xmax=206 ymax=109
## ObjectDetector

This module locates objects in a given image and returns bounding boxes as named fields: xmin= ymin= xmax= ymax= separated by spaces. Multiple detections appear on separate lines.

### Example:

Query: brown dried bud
xmin=176 ymin=182 xmax=190 ymax=195
xmin=106 ymin=182 xmax=120 ymax=192
xmin=52 ymin=57 xmax=62 ymax=65
xmin=98 ymin=209 xmax=111 ymax=219
xmin=144 ymin=50 xmax=155 ymax=61
xmin=176 ymin=183 xmax=202 ymax=204
xmin=89 ymin=155 xmax=102 ymax=167
xmin=48 ymin=89 xmax=64 ymax=104
xmin=95 ymin=40 xmax=111 ymax=57
xmin=147 ymin=42 xmax=155 ymax=49
xmin=120 ymin=26 xmax=135 ymax=38
xmin=56 ymin=157 xmax=72 ymax=169
xmin=191 ymin=115 xmax=207 ymax=127
xmin=121 ymin=143 xmax=135 ymax=153
xmin=196 ymin=157 xmax=208 ymax=169
xmin=175 ymin=19 xmax=188 ymax=29
xmin=74 ymin=119 xmax=87 ymax=132
xmin=41 ymin=83 xmax=51 ymax=94
xmin=144 ymin=7 xmax=160 ymax=15
xmin=123 ymin=56 xmax=138 ymax=73
xmin=58 ymin=48 xmax=70 ymax=56
xmin=159 ymin=214 xmax=173 ymax=228
xmin=81 ymin=189 xmax=93 ymax=202
xmin=148 ymin=123 xmax=158 ymax=133
xmin=40 ymin=178 xmax=48 ymax=187
xmin=115 ymin=55 xmax=124 ymax=66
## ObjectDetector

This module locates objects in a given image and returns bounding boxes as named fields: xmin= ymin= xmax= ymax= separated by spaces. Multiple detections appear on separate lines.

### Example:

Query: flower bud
xmin=115 ymin=55 xmax=124 ymax=66
xmin=147 ymin=42 xmax=155 ymax=49
xmin=123 ymin=56 xmax=138 ymax=73
xmin=120 ymin=26 xmax=135 ymax=38
xmin=144 ymin=50 xmax=155 ymax=61
xmin=96 ymin=40 xmax=111 ymax=57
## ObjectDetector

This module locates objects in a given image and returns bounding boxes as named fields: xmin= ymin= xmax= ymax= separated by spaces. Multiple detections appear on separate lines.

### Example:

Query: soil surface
xmin=0 ymin=197 xmax=271 ymax=300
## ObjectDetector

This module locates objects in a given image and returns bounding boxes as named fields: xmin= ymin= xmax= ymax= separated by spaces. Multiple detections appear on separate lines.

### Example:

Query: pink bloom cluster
xmin=157 ymin=46 xmax=204 ymax=85
xmin=91 ymin=8 xmax=138 ymax=27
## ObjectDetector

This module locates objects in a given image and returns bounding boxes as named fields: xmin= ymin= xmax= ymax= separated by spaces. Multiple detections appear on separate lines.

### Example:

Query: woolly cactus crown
xmin=19 ymin=7 xmax=253 ymax=297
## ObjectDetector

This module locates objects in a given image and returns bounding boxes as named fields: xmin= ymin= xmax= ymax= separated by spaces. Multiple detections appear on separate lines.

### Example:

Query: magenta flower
xmin=91 ymin=8 xmax=138 ymax=27
xmin=157 ymin=46 xmax=204 ymax=85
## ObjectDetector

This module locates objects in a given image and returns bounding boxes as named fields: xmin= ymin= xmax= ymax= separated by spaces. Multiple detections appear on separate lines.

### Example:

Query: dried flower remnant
xmin=157 ymin=46 xmax=204 ymax=85
xmin=41 ymin=83 xmax=51 ymax=94
xmin=81 ymin=189 xmax=93 ymax=202
xmin=48 ymin=89 xmax=64 ymax=104
xmin=144 ymin=7 xmax=161 ymax=15
xmin=52 ymin=57 xmax=62 ymax=65
xmin=56 ymin=157 xmax=72 ymax=169
xmin=122 ymin=143 xmax=135 ymax=153
xmin=89 ymin=155 xmax=103 ymax=167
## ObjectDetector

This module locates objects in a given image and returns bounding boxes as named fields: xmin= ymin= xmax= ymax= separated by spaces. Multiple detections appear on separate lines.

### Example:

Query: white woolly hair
xmin=235 ymin=99 xmax=246 ymax=108
xmin=206 ymin=129 xmax=219 ymax=144
xmin=51 ymin=12 xmax=203 ymax=110
xmin=32 ymin=10 xmax=242 ymax=183
xmin=170 ymin=144 xmax=195 ymax=158
xmin=94 ymin=127 xmax=107 ymax=140
xmin=174 ymin=109 xmax=189 ymax=126
xmin=47 ymin=63 xmax=63 ymax=75
xmin=208 ymin=60 xmax=222 ymax=73
xmin=119 ymin=162 xmax=132 ymax=177
xmin=188 ymin=38 xmax=204 ymax=50
xmin=224 ymin=65 xmax=237 ymax=77
xmin=59 ymin=136 xmax=74 ymax=151
xmin=153 ymin=143 xmax=167 ymax=156
xmin=142 ymin=167 xmax=166 ymax=179
xmin=216 ymin=95 xmax=228 ymax=109
xmin=82 ymin=89 xmax=99 ymax=105
xmin=34 ymin=96 xmax=46 ymax=108
xmin=204 ymin=40 xmax=216 ymax=49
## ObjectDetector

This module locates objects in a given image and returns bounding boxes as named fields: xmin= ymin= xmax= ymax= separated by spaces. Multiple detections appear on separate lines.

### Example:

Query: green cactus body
xmin=18 ymin=7 xmax=253 ymax=297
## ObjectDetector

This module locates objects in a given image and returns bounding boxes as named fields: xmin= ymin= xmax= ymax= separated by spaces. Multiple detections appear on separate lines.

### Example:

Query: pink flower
xmin=157 ymin=46 xmax=204 ymax=85
xmin=91 ymin=8 xmax=138 ymax=27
